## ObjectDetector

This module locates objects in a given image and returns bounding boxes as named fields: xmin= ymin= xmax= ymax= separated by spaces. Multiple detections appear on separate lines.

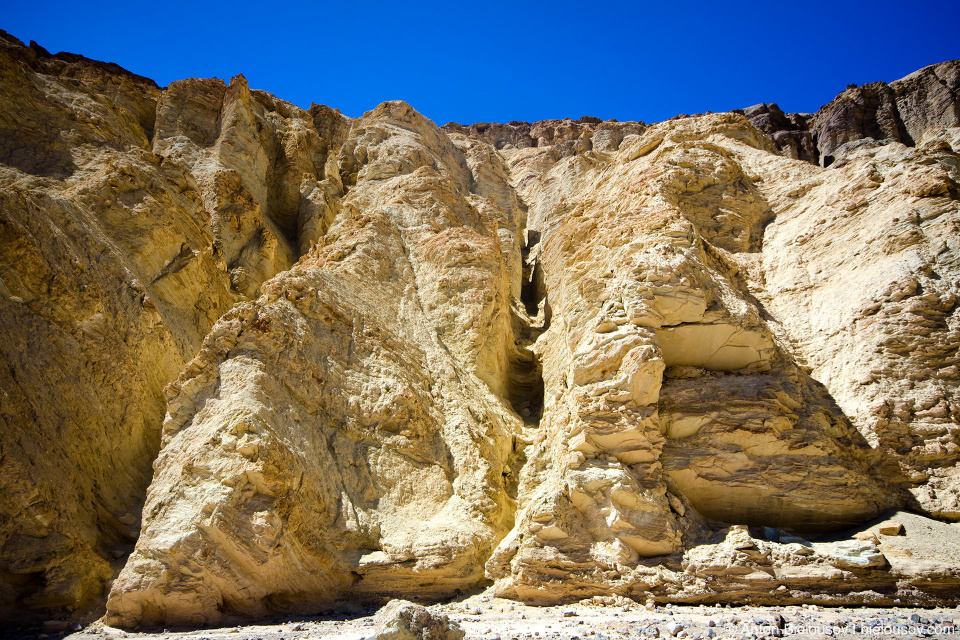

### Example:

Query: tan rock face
xmin=1 ymin=30 xmax=958 ymax=622
xmin=755 ymin=132 xmax=960 ymax=520
xmin=0 ymin=35 xmax=336 ymax=618
xmin=483 ymin=114 xmax=894 ymax=604
xmin=0 ymin=35 xmax=232 ymax=616
xmin=103 ymin=101 xmax=527 ymax=627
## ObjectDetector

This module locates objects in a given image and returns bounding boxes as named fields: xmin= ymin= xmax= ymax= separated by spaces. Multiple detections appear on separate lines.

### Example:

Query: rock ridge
xmin=740 ymin=60 xmax=960 ymax=166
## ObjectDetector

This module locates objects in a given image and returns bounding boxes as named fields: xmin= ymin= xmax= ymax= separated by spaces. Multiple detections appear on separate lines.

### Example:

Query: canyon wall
xmin=0 ymin=31 xmax=958 ymax=624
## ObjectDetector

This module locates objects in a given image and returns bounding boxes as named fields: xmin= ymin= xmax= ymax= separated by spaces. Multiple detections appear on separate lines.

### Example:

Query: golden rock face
xmin=1 ymin=31 xmax=958 ymax=623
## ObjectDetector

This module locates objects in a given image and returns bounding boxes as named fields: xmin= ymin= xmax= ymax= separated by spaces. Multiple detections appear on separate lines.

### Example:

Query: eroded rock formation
xmin=104 ymin=100 xmax=530 ymax=627
xmin=743 ymin=59 xmax=960 ymax=167
xmin=0 ymin=31 xmax=958 ymax=625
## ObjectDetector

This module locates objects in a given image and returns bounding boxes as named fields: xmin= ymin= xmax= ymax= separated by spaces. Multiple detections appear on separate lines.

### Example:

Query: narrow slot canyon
xmin=508 ymin=229 xmax=548 ymax=425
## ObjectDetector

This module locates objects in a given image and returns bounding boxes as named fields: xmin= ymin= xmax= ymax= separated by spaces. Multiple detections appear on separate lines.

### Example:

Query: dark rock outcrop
xmin=741 ymin=103 xmax=818 ymax=163
xmin=743 ymin=60 xmax=959 ymax=167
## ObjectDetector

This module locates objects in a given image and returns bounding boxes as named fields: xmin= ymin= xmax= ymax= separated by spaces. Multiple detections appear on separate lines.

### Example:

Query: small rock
xmin=726 ymin=525 xmax=758 ymax=550
xmin=645 ymin=600 xmax=656 ymax=611
xmin=878 ymin=522 xmax=904 ymax=535
xmin=665 ymin=621 xmax=684 ymax=636
xmin=372 ymin=599 xmax=465 ymax=640
xmin=774 ymin=613 xmax=785 ymax=629
xmin=829 ymin=540 xmax=886 ymax=568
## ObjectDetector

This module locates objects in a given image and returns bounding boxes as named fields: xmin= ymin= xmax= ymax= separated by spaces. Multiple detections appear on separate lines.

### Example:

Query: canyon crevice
xmin=0 ymin=31 xmax=958 ymax=626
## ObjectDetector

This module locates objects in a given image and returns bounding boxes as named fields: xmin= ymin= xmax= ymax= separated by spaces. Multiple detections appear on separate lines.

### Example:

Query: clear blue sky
xmin=5 ymin=0 xmax=959 ymax=126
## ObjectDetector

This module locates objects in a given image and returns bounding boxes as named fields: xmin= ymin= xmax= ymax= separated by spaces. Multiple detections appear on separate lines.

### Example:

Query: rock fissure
xmin=509 ymin=229 xmax=547 ymax=426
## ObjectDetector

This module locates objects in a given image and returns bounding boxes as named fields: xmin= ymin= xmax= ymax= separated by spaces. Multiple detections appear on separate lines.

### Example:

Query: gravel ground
xmin=9 ymin=591 xmax=957 ymax=640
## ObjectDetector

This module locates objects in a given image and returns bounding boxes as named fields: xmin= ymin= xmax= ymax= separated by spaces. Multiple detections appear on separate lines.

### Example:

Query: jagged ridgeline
xmin=1 ymin=29 xmax=959 ymax=626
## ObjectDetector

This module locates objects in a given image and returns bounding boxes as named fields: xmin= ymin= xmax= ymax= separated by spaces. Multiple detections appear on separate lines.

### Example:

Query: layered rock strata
xmin=482 ymin=113 xmax=896 ymax=604
xmin=0 ymin=30 xmax=958 ymax=624
xmin=105 ymin=101 xmax=527 ymax=626
xmin=0 ymin=35 xmax=233 ymax=615
xmin=0 ymin=33 xmax=344 ymax=617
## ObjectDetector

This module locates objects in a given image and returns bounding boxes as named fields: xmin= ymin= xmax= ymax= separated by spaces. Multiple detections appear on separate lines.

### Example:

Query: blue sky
xmin=5 ymin=1 xmax=959 ymax=126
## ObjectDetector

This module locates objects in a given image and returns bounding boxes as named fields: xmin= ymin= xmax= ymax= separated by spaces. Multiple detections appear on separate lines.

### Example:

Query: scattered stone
xmin=372 ymin=599 xmax=465 ymax=640
xmin=829 ymin=540 xmax=887 ymax=569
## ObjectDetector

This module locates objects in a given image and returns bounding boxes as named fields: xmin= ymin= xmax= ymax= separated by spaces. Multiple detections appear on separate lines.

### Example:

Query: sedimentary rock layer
xmin=0 ymin=30 xmax=958 ymax=624
xmin=0 ymin=33 xmax=345 ymax=617
xmin=105 ymin=101 xmax=528 ymax=627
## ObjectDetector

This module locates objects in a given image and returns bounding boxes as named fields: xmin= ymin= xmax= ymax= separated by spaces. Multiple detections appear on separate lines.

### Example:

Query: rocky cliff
xmin=0 ymin=31 xmax=958 ymax=625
